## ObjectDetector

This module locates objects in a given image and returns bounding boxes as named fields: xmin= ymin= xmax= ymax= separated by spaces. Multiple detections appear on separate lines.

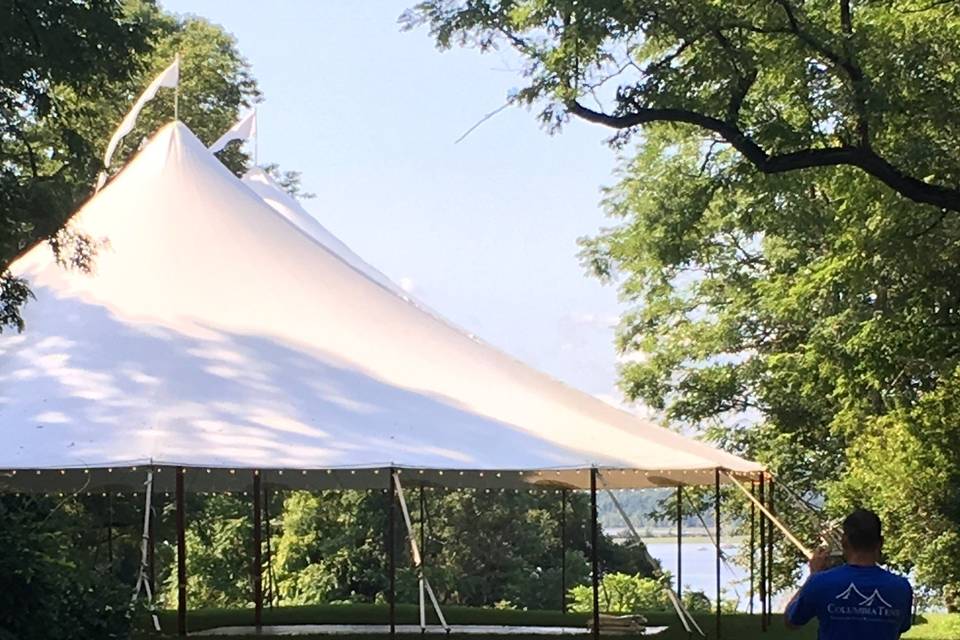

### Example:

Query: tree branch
xmin=567 ymin=101 xmax=960 ymax=213
xmin=840 ymin=0 xmax=853 ymax=35
xmin=774 ymin=0 xmax=870 ymax=146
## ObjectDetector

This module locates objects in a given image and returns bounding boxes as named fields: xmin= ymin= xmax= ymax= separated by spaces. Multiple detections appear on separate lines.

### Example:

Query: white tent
xmin=241 ymin=167 xmax=410 ymax=299
xmin=0 ymin=122 xmax=762 ymax=494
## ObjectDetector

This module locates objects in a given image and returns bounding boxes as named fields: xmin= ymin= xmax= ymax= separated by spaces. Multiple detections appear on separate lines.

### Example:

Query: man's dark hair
xmin=843 ymin=509 xmax=883 ymax=551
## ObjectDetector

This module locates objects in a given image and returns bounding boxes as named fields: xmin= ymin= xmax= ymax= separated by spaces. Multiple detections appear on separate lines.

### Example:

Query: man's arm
xmin=785 ymin=547 xmax=830 ymax=630
xmin=899 ymin=581 xmax=914 ymax=636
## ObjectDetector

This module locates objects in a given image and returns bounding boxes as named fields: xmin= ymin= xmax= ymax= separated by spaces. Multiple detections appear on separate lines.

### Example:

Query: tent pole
xmin=759 ymin=475 xmax=766 ymax=632
xmin=420 ymin=485 xmax=426 ymax=632
xmin=107 ymin=492 xmax=114 ymax=566
xmin=389 ymin=469 xmax=397 ymax=640
xmin=253 ymin=470 xmax=263 ymax=632
xmin=149 ymin=482 xmax=156 ymax=599
xmin=561 ymin=488 xmax=567 ymax=614
xmin=714 ymin=469 xmax=721 ymax=640
xmin=264 ymin=483 xmax=276 ymax=608
xmin=676 ymin=485 xmax=682 ymax=602
xmin=176 ymin=468 xmax=187 ymax=637
xmin=419 ymin=486 xmax=426 ymax=573
xmin=749 ymin=482 xmax=756 ymax=616
xmin=767 ymin=479 xmax=775 ymax=626
xmin=590 ymin=469 xmax=600 ymax=640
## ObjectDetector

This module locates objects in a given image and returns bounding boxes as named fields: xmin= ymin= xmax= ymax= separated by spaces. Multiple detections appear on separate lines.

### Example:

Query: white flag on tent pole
xmin=208 ymin=110 xmax=257 ymax=154
xmin=97 ymin=56 xmax=180 ymax=191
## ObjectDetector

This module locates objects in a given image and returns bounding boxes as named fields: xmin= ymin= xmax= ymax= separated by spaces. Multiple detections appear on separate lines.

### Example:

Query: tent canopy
xmin=0 ymin=122 xmax=763 ymax=493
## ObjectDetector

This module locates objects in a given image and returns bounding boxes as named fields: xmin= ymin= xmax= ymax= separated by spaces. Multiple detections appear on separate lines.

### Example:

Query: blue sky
xmin=161 ymin=0 xmax=633 ymax=407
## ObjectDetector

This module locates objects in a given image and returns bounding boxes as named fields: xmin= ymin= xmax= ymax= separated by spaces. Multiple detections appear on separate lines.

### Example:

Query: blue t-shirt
xmin=786 ymin=564 xmax=913 ymax=640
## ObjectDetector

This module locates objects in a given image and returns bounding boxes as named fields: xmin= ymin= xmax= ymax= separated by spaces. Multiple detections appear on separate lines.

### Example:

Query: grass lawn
xmin=135 ymin=604 xmax=958 ymax=640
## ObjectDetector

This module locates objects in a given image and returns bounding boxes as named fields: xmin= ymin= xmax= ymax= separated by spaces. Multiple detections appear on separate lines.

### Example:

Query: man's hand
xmin=809 ymin=546 xmax=830 ymax=574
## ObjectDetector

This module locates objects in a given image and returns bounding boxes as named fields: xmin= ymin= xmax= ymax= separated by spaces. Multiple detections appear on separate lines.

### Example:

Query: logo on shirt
xmin=828 ymin=583 xmax=900 ymax=620
xmin=835 ymin=583 xmax=893 ymax=607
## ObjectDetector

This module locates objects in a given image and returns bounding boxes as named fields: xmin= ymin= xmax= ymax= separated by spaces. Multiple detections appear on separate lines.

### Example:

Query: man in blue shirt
xmin=786 ymin=509 xmax=913 ymax=639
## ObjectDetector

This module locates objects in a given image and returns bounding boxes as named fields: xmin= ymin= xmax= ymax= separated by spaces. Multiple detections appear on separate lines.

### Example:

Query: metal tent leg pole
xmin=759 ymin=475 xmax=766 ymax=632
xmin=108 ymin=492 xmax=114 ymax=566
xmin=749 ymin=482 xmax=756 ymax=616
xmin=561 ymin=488 xmax=567 ymax=614
xmin=676 ymin=485 xmax=682 ymax=602
xmin=389 ymin=470 xmax=397 ymax=640
xmin=149 ymin=480 xmax=157 ymax=600
xmin=264 ymin=483 xmax=277 ymax=608
xmin=420 ymin=486 xmax=427 ymax=632
xmin=767 ymin=479 xmax=775 ymax=626
xmin=420 ymin=486 xmax=426 ymax=569
xmin=714 ymin=469 xmax=721 ymax=640
xmin=590 ymin=468 xmax=600 ymax=640
xmin=419 ymin=577 xmax=426 ymax=632
xmin=253 ymin=470 xmax=263 ymax=632
xmin=176 ymin=468 xmax=187 ymax=638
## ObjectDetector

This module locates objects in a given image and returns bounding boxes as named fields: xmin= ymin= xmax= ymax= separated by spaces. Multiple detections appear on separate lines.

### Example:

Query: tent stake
xmin=714 ymin=469 xmax=721 ymax=640
xmin=590 ymin=469 xmax=600 ymax=640
xmin=253 ymin=470 xmax=263 ymax=632
xmin=176 ymin=468 xmax=187 ymax=637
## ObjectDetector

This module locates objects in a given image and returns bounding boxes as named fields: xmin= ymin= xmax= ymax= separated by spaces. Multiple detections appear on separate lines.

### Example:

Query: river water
xmin=645 ymin=541 xmax=788 ymax=612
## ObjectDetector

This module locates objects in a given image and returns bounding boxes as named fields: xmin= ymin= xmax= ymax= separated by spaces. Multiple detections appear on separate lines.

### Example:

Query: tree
xmin=403 ymin=0 xmax=960 ymax=212
xmin=159 ymin=494 xmax=258 ymax=608
xmin=0 ymin=0 xmax=259 ymax=332
xmin=406 ymin=0 xmax=960 ymax=604
xmin=262 ymin=487 xmax=655 ymax=611
xmin=0 ymin=2 xmax=270 ymax=631
xmin=0 ymin=0 xmax=150 ymax=330
xmin=0 ymin=495 xmax=136 ymax=639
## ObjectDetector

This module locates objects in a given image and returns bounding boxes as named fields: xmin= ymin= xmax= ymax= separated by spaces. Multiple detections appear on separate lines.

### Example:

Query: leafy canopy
xmin=406 ymin=0 xmax=960 ymax=605
xmin=0 ymin=0 xmax=259 ymax=331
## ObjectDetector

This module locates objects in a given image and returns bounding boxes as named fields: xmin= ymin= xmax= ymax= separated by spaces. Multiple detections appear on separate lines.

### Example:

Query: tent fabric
xmin=0 ymin=122 xmax=763 ymax=493
xmin=240 ymin=167 xmax=410 ymax=299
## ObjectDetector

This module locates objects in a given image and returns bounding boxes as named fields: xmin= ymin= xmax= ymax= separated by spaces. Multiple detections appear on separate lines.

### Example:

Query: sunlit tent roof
xmin=0 ymin=122 xmax=762 ymax=494
xmin=241 ymin=167 xmax=409 ymax=299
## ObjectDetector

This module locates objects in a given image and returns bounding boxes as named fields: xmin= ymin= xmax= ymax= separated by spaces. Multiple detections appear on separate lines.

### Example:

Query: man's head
xmin=841 ymin=509 xmax=883 ymax=559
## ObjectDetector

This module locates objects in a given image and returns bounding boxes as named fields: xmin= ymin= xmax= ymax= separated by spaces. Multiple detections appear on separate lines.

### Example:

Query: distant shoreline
xmin=632 ymin=535 xmax=748 ymax=546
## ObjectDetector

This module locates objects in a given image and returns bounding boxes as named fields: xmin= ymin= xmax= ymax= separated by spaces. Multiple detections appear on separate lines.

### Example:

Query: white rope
xmin=775 ymin=478 xmax=843 ymax=550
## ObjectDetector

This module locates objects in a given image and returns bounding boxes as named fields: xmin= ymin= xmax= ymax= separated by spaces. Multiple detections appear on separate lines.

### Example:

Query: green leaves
xmin=407 ymin=0 xmax=960 ymax=603
xmin=1 ymin=0 xmax=261 ymax=332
